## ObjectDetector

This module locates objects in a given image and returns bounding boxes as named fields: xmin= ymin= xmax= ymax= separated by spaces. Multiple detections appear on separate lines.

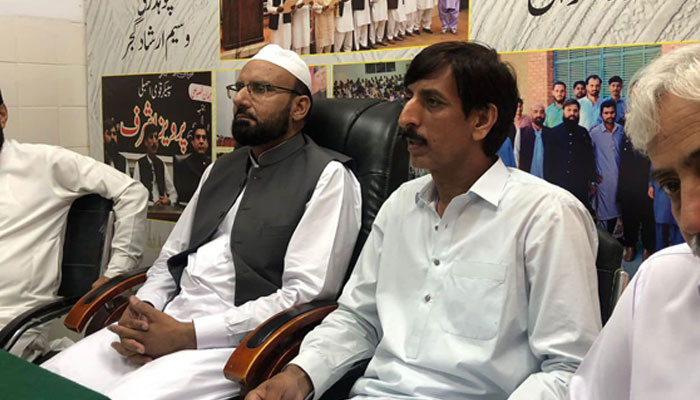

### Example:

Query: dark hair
xmin=563 ymin=98 xmax=580 ymax=109
xmin=608 ymin=75 xmax=623 ymax=85
xmin=189 ymin=122 xmax=209 ymax=142
xmin=293 ymin=78 xmax=313 ymax=123
xmin=517 ymin=98 xmax=523 ymax=105
xmin=144 ymin=124 xmax=159 ymax=140
xmin=103 ymin=117 xmax=118 ymax=132
xmin=553 ymin=81 xmax=566 ymax=89
xmin=404 ymin=41 xmax=519 ymax=157
xmin=586 ymin=74 xmax=602 ymax=85
xmin=0 ymin=123 xmax=4 ymax=152
xmin=600 ymin=99 xmax=616 ymax=114
xmin=573 ymin=80 xmax=586 ymax=88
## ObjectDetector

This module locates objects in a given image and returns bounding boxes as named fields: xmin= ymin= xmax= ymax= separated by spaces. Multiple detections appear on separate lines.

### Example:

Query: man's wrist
xmin=283 ymin=364 xmax=314 ymax=398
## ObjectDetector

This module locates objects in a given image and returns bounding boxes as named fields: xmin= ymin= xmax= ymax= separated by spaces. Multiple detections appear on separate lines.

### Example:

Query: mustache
xmin=398 ymin=126 xmax=428 ymax=145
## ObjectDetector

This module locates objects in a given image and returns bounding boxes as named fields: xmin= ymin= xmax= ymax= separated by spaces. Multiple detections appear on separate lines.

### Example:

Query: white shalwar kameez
xmin=334 ymin=1 xmax=355 ymax=52
xmin=292 ymin=2 xmax=311 ymax=53
xmin=42 ymin=159 xmax=362 ymax=400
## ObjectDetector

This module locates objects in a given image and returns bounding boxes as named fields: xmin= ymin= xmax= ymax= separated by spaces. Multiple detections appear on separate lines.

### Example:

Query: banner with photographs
xmin=101 ymin=71 xmax=213 ymax=221
xmin=498 ymin=42 xmax=694 ymax=270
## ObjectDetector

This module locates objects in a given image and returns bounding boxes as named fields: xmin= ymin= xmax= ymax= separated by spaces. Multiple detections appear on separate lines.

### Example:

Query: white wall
xmin=0 ymin=0 xmax=89 ymax=155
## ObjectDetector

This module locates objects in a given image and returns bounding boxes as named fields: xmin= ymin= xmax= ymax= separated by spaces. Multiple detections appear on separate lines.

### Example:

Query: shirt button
xmin=433 ymin=259 xmax=440 ymax=266
xmin=434 ymin=225 xmax=438 ymax=231
xmin=424 ymin=294 xmax=431 ymax=302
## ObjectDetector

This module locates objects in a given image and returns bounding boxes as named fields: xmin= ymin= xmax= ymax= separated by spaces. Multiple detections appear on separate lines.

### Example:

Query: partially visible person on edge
xmin=590 ymin=100 xmax=625 ymax=233
xmin=573 ymin=80 xmax=587 ymax=99
xmin=246 ymin=41 xmax=600 ymax=400
xmin=544 ymin=98 xmax=596 ymax=213
xmin=514 ymin=98 xmax=532 ymax=129
xmin=0 ymin=88 xmax=147 ymax=361
xmin=650 ymin=177 xmax=685 ymax=250
xmin=544 ymin=81 xmax=566 ymax=128
xmin=570 ymin=43 xmax=700 ymax=400
xmin=579 ymin=74 xmax=602 ymax=131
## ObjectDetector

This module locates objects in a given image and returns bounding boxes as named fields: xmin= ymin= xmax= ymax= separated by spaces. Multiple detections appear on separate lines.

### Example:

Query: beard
xmin=232 ymin=104 xmax=290 ymax=147
xmin=563 ymin=116 xmax=579 ymax=130
xmin=533 ymin=116 xmax=545 ymax=127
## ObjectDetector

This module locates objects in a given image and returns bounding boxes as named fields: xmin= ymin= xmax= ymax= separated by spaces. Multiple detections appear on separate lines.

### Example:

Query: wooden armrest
xmin=64 ymin=267 xmax=148 ymax=333
xmin=224 ymin=301 xmax=338 ymax=388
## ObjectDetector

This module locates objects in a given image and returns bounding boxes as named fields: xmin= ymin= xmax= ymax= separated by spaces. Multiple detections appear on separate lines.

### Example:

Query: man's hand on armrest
xmin=246 ymin=364 xmax=314 ymax=400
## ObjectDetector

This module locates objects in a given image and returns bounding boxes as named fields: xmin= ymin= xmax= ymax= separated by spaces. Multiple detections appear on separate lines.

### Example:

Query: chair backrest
xmin=595 ymin=227 xmax=624 ymax=324
xmin=304 ymin=98 xmax=410 ymax=281
xmin=57 ymin=194 xmax=114 ymax=298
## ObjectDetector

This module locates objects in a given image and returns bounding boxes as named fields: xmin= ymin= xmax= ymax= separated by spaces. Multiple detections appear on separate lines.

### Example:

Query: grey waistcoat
xmin=166 ymin=133 xmax=351 ymax=305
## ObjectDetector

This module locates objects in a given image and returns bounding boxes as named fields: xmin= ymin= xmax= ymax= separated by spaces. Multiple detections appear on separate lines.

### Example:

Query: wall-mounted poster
xmin=470 ymin=0 xmax=700 ymax=52
xmin=499 ymin=42 xmax=692 ymax=268
xmin=101 ymin=71 xmax=213 ymax=222
xmin=219 ymin=0 xmax=468 ymax=59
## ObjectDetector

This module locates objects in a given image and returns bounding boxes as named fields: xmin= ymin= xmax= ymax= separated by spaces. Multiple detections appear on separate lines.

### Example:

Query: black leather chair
xmin=58 ymin=98 xmax=410 ymax=356
xmin=225 ymin=222 xmax=629 ymax=399
xmin=0 ymin=194 xmax=114 ymax=359
xmin=221 ymin=98 xmax=409 ymax=395
xmin=596 ymin=227 xmax=629 ymax=324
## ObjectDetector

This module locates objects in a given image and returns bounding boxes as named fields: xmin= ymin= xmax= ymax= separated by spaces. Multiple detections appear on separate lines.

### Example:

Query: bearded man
xmin=543 ymin=98 xmax=596 ymax=212
xmin=42 ymin=44 xmax=362 ymax=400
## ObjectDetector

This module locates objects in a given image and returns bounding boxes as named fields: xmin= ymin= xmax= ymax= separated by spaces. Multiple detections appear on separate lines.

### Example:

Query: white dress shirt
xmin=136 ymin=157 xmax=362 ymax=348
xmin=0 ymin=139 xmax=147 ymax=327
xmin=570 ymin=243 xmax=700 ymax=400
xmin=293 ymin=159 xmax=601 ymax=399
xmin=132 ymin=155 xmax=178 ymax=205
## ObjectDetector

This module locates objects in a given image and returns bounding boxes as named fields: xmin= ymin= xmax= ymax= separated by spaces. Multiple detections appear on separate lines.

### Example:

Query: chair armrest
xmin=0 ymin=296 xmax=81 ymax=352
xmin=224 ymin=300 xmax=338 ymax=389
xmin=64 ymin=267 xmax=148 ymax=333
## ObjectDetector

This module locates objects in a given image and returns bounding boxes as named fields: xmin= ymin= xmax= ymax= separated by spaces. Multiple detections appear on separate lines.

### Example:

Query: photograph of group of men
xmin=505 ymin=44 xmax=691 ymax=263
xmin=101 ymin=72 xmax=214 ymax=221
xmin=220 ymin=0 xmax=467 ymax=58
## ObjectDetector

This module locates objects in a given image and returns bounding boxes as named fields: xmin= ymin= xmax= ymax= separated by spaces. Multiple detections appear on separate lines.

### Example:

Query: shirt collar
xmin=247 ymin=132 xmax=306 ymax=167
xmin=415 ymin=158 xmax=509 ymax=209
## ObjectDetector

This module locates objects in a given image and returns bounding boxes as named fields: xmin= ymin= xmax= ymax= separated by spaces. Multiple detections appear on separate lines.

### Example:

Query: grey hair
xmin=626 ymin=43 xmax=700 ymax=154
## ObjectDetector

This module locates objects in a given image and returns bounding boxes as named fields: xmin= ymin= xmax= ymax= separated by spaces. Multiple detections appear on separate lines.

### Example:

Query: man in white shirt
xmin=247 ymin=41 xmax=601 ymax=400
xmin=43 ymin=44 xmax=362 ymax=400
xmin=569 ymin=43 xmax=700 ymax=400
xmin=0 ymin=90 xmax=148 ymax=360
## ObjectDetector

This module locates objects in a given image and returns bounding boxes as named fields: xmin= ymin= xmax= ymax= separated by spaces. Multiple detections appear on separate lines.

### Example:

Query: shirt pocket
xmin=439 ymin=261 xmax=507 ymax=340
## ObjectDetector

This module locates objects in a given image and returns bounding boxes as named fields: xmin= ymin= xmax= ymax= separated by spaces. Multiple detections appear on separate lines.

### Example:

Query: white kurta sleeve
xmin=289 ymin=189 xmax=392 ymax=399
xmin=192 ymin=161 xmax=362 ymax=349
xmin=508 ymin=196 xmax=602 ymax=399
xmin=135 ymin=165 xmax=214 ymax=310
xmin=49 ymin=148 xmax=148 ymax=278
xmin=568 ymin=267 xmax=639 ymax=400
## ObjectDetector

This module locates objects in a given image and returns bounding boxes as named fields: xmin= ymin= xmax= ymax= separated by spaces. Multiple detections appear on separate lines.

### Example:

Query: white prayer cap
xmin=249 ymin=44 xmax=312 ymax=94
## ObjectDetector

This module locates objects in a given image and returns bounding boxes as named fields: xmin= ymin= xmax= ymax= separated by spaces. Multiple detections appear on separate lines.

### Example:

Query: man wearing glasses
xmin=43 ymin=45 xmax=362 ymax=400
